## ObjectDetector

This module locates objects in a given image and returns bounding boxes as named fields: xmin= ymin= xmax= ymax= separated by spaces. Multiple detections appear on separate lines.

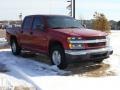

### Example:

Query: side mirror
xmin=82 ymin=24 xmax=86 ymax=28
xmin=36 ymin=24 xmax=44 ymax=31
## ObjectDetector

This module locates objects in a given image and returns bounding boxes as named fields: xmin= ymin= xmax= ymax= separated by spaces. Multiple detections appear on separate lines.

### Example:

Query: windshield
xmin=47 ymin=16 xmax=83 ymax=29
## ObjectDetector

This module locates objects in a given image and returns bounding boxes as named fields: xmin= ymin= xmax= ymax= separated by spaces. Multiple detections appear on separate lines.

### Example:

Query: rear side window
xmin=23 ymin=17 xmax=33 ymax=29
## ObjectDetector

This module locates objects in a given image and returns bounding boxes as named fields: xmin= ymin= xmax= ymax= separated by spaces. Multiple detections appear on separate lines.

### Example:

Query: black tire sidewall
xmin=11 ymin=39 xmax=21 ymax=55
xmin=94 ymin=59 xmax=103 ymax=63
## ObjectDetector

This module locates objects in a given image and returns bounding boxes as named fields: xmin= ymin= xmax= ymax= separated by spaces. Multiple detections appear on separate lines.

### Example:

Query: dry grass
xmin=0 ymin=45 xmax=10 ymax=49
xmin=14 ymin=86 xmax=35 ymax=90
xmin=0 ymin=29 xmax=6 ymax=38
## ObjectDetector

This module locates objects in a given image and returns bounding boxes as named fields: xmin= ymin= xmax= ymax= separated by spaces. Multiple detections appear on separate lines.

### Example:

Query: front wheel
xmin=50 ymin=45 xmax=67 ymax=69
xmin=11 ymin=39 xmax=21 ymax=55
xmin=93 ymin=59 xmax=103 ymax=63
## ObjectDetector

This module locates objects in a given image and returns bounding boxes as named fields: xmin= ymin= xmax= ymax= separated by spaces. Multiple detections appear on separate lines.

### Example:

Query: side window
xmin=23 ymin=17 xmax=33 ymax=29
xmin=32 ymin=17 xmax=44 ymax=30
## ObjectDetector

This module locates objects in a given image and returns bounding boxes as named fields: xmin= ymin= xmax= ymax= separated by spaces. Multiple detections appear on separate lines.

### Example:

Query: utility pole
xmin=67 ymin=0 xmax=72 ymax=17
xmin=19 ymin=13 xmax=22 ymax=21
xmin=67 ymin=0 xmax=75 ymax=18
xmin=19 ymin=13 xmax=22 ymax=24
xmin=73 ymin=0 xmax=75 ymax=18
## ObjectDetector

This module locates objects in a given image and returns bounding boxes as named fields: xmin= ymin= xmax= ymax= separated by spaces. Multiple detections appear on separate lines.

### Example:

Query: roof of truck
xmin=25 ymin=14 xmax=72 ymax=18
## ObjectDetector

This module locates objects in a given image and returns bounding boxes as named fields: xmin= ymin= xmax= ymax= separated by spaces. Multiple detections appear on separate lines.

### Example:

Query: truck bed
xmin=6 ymin=27 xmax=21 ymax=36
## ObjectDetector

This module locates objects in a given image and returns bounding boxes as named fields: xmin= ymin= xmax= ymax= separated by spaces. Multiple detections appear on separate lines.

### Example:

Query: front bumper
xmin=65 ymin=47 xmax=113 ymax=62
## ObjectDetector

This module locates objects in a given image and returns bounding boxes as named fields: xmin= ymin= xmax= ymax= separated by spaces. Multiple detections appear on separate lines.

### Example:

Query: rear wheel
xmin=11 ymin=39 xmax=21 ymax=55
xmin=50 ymin=45 xmax=67 ymax=69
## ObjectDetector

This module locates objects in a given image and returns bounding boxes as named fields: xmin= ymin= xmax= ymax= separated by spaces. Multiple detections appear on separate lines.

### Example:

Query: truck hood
xmin=52 ymin=28 xmax=107 ymax=37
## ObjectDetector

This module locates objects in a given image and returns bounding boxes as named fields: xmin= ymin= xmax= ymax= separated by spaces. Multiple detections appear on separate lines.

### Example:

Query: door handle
xmin=30 ymin=32 xmax=33 ymax=35
xmin=21 ymin=31 xmax=23 ymax=33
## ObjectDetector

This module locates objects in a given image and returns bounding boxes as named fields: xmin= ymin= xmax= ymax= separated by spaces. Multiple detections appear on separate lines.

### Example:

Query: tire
xmin=93 ymin=59 xmax=103 ymax=63
xmin=11 ymin=39 xmax=21 ymax=55
xmin=50 ymin=45 xmax=67 ymax=69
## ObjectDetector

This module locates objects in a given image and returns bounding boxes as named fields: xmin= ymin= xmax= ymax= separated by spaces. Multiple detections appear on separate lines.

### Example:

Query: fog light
xmin=69 ymin=43 xmax=84 ymax=49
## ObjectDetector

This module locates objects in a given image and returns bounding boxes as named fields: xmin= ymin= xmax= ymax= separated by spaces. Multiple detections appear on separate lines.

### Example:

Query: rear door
xmin=31 ymin=16 xmax=49 ymax=53
xmin=19 ymin=16 xmax=33 ymax=49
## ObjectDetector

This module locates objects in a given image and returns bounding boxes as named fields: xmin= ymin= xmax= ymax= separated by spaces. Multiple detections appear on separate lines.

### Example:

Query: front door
xmin=31 ymin=16 xmax=48 ymax=53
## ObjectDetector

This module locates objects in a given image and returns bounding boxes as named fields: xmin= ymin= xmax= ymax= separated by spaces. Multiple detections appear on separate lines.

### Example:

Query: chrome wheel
xmin=50 ymin=45 xmax=67 ymax=69
xmin=52 ymin=50 xmax=61 ymax=65
xmin=11 ymin=42 xmax=16 ymax=53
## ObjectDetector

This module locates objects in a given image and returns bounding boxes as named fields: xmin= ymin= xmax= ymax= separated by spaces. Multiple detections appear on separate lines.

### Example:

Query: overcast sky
xmin=0 ymin=0 xmax=119 ymax=21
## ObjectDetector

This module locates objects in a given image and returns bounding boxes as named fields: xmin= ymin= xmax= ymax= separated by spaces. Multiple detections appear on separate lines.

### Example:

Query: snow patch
xmin=0 ymin=38 xmax=8 ymax=47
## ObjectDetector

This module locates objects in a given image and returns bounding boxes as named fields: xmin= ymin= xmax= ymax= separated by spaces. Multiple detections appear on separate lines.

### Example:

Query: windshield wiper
xmin=67 ymin=26 xmax=79 ymax=28
xmin=52 ymin=27 xmax=65 ymax=29
xmin=52 ymin=27 xmax=79 ymax=29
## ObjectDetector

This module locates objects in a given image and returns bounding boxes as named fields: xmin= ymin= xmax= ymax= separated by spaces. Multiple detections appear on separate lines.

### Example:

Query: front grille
xmin=83 ymin=36 xmax=106 ymax=48
xmin=85 ymin=36 xmax=106 ymax=40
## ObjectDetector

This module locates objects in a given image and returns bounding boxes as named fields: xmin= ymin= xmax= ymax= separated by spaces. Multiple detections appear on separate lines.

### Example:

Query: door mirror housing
xmin=82 ymin=24 xmax=86 ymax=28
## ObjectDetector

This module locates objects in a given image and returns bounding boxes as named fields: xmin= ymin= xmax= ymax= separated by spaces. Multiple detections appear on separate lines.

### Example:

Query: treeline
xmin=78 ymin=12 xmax=120 ymax=31
xmin=81 ymin=19 xmax=120 ymax=30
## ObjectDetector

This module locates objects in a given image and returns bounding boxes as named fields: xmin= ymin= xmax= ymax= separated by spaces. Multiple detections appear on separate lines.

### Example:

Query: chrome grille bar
xmin=69 ymin=39 xmax=106 ymax=44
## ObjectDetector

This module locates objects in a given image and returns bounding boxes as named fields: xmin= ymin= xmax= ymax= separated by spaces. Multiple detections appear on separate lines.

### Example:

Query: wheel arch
xmin=48 ymin=40 xmax=64 ymax=55
xmin=10 ymin=35 xmax=17 ymax=44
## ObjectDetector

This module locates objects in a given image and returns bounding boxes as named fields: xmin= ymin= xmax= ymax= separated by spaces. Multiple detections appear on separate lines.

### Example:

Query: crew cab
xmin=6 ymin=15 xmax=113 ymax=69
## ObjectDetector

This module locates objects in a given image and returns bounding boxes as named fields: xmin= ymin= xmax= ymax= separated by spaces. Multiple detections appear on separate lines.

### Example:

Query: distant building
xmin=0 ymin=20 xmax=22 ymax=29
xmin=109 ymin=20 xmax=118 ymax=30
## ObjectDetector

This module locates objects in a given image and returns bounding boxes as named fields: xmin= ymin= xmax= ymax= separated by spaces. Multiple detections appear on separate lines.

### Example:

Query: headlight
xmin=106 ymin=35 xmax=110 ymax=47
xmin=67 ymin=37 xmax=82 ymax=42
xmin=67 ymin=37 xmax=84 ymax=49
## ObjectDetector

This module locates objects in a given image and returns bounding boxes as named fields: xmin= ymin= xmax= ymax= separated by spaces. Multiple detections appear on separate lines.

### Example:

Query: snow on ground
xmin=104 ymin=30 xmax=120 ymax=75
xmin=0 ymin=38 xmax=7 ymax=47
xmin=29 ymin=76 xmax=120 ymax=90
xmin=0 ymin=49 xmax=70 ymax=90
xmin=0 ymin=73 xmax=35 ymax=90
xmin=0 ymin=30 xmax=120 ymax=90
xmin=0 ymin=49 xmax=69 ymax=76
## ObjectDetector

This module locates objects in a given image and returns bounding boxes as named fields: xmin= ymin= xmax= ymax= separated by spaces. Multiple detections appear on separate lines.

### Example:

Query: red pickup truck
xmin=6 ymin=15 xmax=113 ymax=69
